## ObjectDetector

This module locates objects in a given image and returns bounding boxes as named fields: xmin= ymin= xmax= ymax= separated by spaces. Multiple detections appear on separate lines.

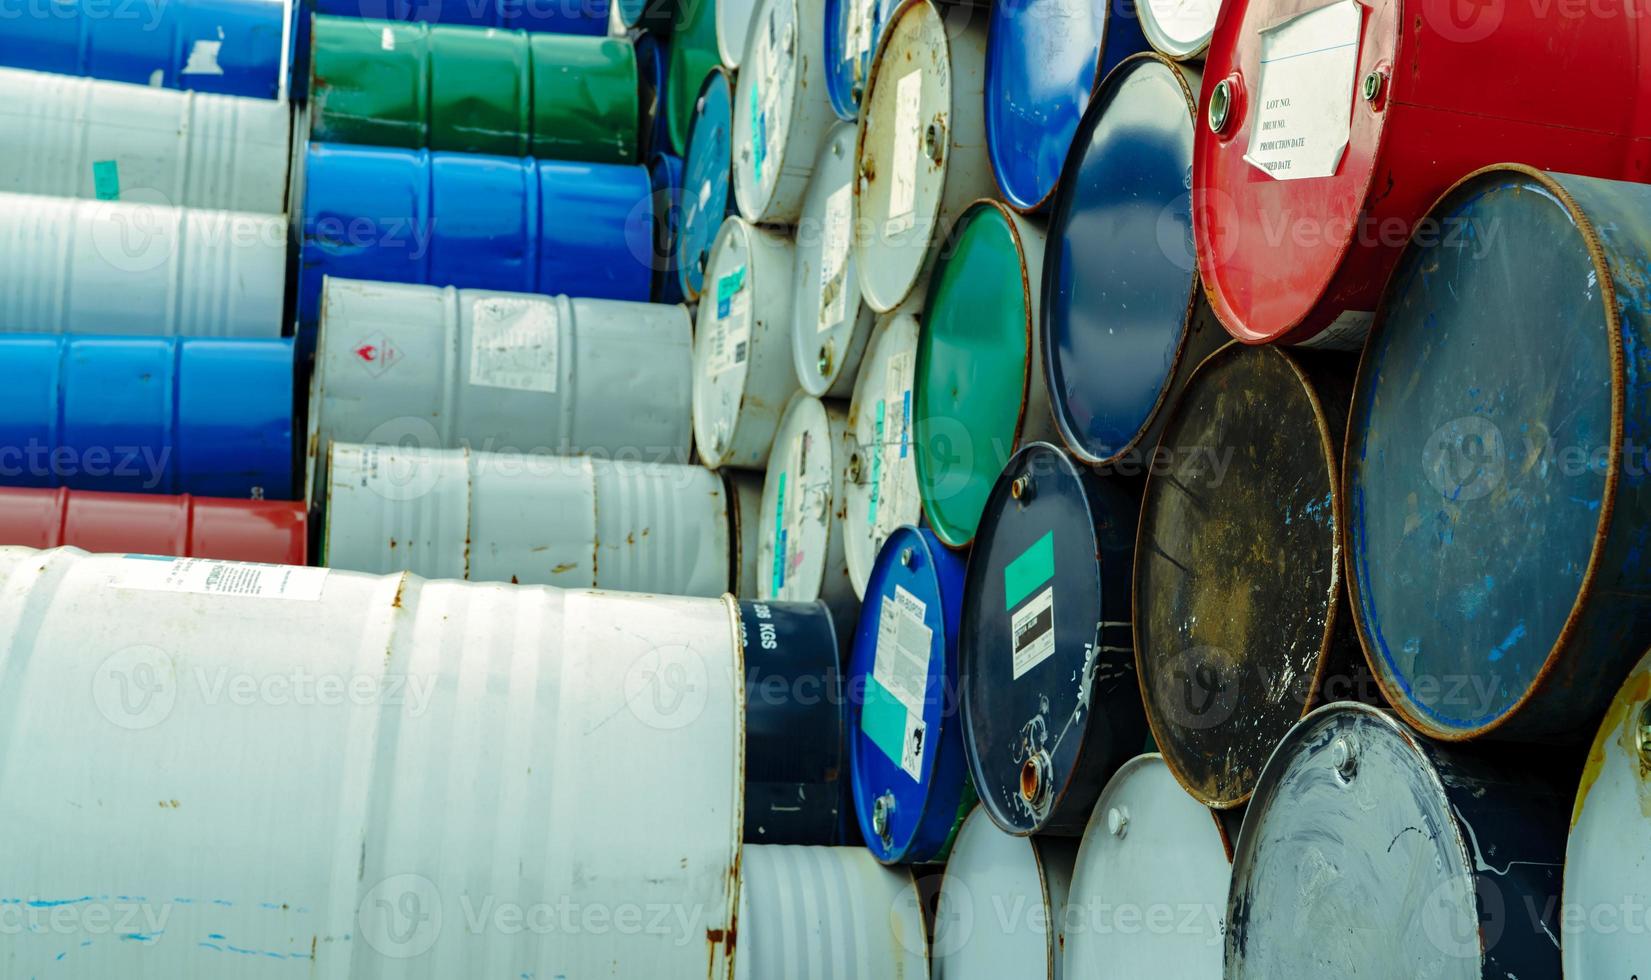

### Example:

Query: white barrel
xmin=0 ymin=191 xmax=286 ymax=337
xmin=1140 ymin=0 xmax=1219 ymax=61
xmin=732 ymin=0 xmax=837 ymax=225
xmin=843 ymin=308 xmax=919 ymax=597
xmin=1064 ymin=755 xmax=1231 ymax=978
xmin=692 ymin=216 xmax=801 ymax=471
xmin=0 ymin=66 xmax=293 ymax=215
xmin=853 ymin=0 xmax=991 ymax=313
xmin=718 ymin=0 xmax=759 ymax=67
xmin=759 ymin=393 xmax=856 ymax=636
xmin=736 ymin=845 xmax=928 ymax=979
xmin=792 ymin=122 xmax=875 ymax=398
xmin=324 ymin=443 xmax=733 ymax=596
xmin=310 ymin=278 xmax=694 ymax=506
xmin=727 ymin=468 xmax=766 ymax=598
xmin=0 ymin=547 xmax=740 ymax=976
xmin=932 ymin=806 xmax=1077 ymax=978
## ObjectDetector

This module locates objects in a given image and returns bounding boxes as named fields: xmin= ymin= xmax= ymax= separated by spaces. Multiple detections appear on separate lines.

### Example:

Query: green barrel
xmin=663 ymin=0 xmax=721 ymax=155
xmin=310 ymin=16 xmax=639 ymax=164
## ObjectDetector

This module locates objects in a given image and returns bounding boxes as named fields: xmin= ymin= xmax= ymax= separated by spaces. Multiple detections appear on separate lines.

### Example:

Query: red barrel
xmin=1195 ymin=0 xmax=1651 ymax=347
xmin=0 ymin=489 xmax=308 ymax=564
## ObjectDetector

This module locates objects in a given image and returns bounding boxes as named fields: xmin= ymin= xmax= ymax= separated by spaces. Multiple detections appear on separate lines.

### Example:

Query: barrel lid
xmin=853 ymin=0 xmax=953 ymax=313
xmin=824 ymin=0 xmax=896 ymax=120
xmin=732 ymin=0 xmax=803 ymax=222
xmin=960 ymin=442 xmax=1144 ymax=836
xmin=985 ymin=0 xmax=1144 ymax=212
xmin=915 ymin=200 xmax=1037 ymax=549
xmin=1065 ymin=754 xmax=1231 ymax=975
xmin=1194 ymin=0 xmax=1396 ymax=344
xmin=679 ymin=67 xmax=734 ymax=302
xmin=931 ymin=806 xmax=1075 ymax=977
xmin=791 ymin=122 xmax=872 ymax=397
xmin=1226 ymin=703 xmax=1481 ymax=977
xmin=692 ymin=216 xmax=757 ymax=462
xmin=844 ymin=311 xmax=921 ymax=597
xmin=1565 ymin=648 xmax=1651 ymax=976
xmin=1139 ymin=0 xmax=1218 ymax=59
xmin=648 ymin=152 xmax=685 ymax=305
xmin=849 ymin=525 xmax=973 ymax=863
xmin=758 ymin=393 xmax=847 ymax=603
xmin=663 ymin=0 xmax=720 ymax=153
xmin=1044 ymin=54 xmax=1202 ymax=465
xmin=1136 ymin=342 xmax=1343 ymax=808
xmin=1346 ymin=166 xmax=1615 ymax=740
xmin=718 ymin=0 xmax=758 ymax=67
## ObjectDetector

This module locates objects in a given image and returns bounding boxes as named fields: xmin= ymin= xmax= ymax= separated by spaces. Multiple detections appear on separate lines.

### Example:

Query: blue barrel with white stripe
xmin=0 ymin=335 xmax=295 ymax=499
xmin=676 ymin=67 xmax=736 ymax=302
xmin=310 ymin=0 xmax=610 ymax=34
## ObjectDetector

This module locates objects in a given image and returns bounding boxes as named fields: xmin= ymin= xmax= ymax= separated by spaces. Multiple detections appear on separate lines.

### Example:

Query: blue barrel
xmin=618 ymin=0 xmax=676 ymax=32
xmin=0 ymin=0 xmax=289 ymax=99
xmin=299 ymin=143 xmax=653 ymax=335
xmin=737 ymin=599 xmax=857 ymax=846
xmin=649 ymin=153 xmax=686 ymax=305
xmin=0 ymin=336 xmax=294 ymax=500
xmin=636 ymin=31 xmax=673 ymax=161
xmin=960 ymin=442 xmax=1145 ymax=836
xmin=849 ymin=526 xmax=974 ymax=864
xmin=310 ymin=0 xmax=610 ymax=34
xmin=985 ymin=0 xmax=1148 ymax=212
xmin=1348 ymin=166 xmax=1651 ymax=743
xmin=1043 ymin=55 xmax=1223 ymax=467
xmin=676 ymin=67 xmax=736 ymax=302
xmin=823 ymin=0 xmax=898 ymax=121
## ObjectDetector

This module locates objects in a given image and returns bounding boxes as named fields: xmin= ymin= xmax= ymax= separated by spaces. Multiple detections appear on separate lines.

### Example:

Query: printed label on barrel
xmin=870 ymin=584 xmax=932 ymax=778
xmin=775 ymin=428 xmax=814 ymax=597
xmin=886 ymin=69 xmax=923 ymax=235
xmin=114 ymin=556 xmax=329 ymax=601
xmin=1004 ymin=532 xmax=1057 ymax=679
xmin=871 ymin=351 xmax=915 ymax=539
xmin=819 ymin=183 xmax=854 ymax=332
xmin=709 ymin=266 xmax=751 ymax=376
xmin=1243 ymin=0 xmax=1360 ymax=181
xmin=469 ymin=297 xmax=559 ymax=394
xmin=1295 ymin=308 xmax=1373 ymax=351
xmin=847 ymin=0 xmax=877 ymax=59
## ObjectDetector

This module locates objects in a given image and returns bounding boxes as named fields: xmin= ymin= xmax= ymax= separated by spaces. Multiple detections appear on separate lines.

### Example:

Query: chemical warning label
xmin=469 ymin=297 xmax=559 ymax=394
xmin=1244 ymin=0 xmax=1361 ymax=181
xmin=709 ymin=266 xmax=751 ymax=376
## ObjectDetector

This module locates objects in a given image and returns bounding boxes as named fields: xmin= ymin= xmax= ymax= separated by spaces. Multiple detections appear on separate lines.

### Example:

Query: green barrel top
xmin=663 ymin=0 xmax=722 ymax=155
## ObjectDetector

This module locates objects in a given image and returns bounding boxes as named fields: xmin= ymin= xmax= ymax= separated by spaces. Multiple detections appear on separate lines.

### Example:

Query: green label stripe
xmin=1003 ymin=531 xmax=1054 ymax=611
xmin=92 ymin=160 xmax=120 ymax=201
xmin=861 ymin=677 xmax=908 ymax=768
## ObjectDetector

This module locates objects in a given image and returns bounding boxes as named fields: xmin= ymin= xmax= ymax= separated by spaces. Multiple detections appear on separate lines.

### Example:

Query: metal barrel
xmin=1135 ymin=342 xmax=1361 ymax=809
xmin=0 ymin=335 xmax=295 ymax=500
xmin=1226 ymin=702 xmax=1569 ymax=978
xmin=822 ymin=0 xmax=897 ymax=121
xmin=1064 ymin=754 xmax=1232 ymax=977
xmin=0 ymin=67 xmax=292 ymax=215
xmin=1138 ymin=0 xmax=1216 ymax=59
xmin=649 ymin=152 xmax=687 ymax=305
xmin=731 ymin=0 xmax=836 ymax=226
xmin=734 ymin=598 xmax=856 ymax=845
xmin=913 ymin=199 xmax=1052 ymax=549
xmin=0 ymin=547 xmax=741 ymax=974
xmin=959 ymin=442 xmax=1145 ymax=836
xmin=324 ymin=443 xmax=732 ymax=595
xmin=930 ymin=805 xmax=1078 ymax=977
xmin=619 ymin=0 xmax=678 ymax=33
xmin=1564 ymin=647 xmax=1651 ymax=975
xmin=0 ymin=0 xmax=291 ymax=100
xmin=636 ymin=31 xmax=672 ymax=162
xmin=297 ymin=144 xmax=653 ymax=333
xmin=307 ymin=278 xmax=692 ymax=506
xmin=1196 ymin=0 xmax=1651 ymax=347
xmin=312 ymin=0 xmax=612 ymax=34
xmin=984 ymin=0 xmax=1147 ymax=214
xmin=716 ymin=0 xmax=756 ymax=68
xmin=308 ymin=17 xmax=638 ymax=163
xmin=736 ymin=846 xmax=927 ymax=977
xmin=849 ymin=525 xmax=973 ymax=864
xmin=1346 ymin=167 xmax=1651 ymax=742
xmin=792 ymin=122 xmax=874 ymax=399
xmin=758 ymin=393 xmax=856 ymax=641
xmin=691 ymin=216 xmax=801 ymax=471
xmin=726 ymin=468 xmax=766 ymax=598
xmin=662 ymin=0 xmax=721 ymax=154
xmin=843 ymin=310 xmax=919 ymax=598
xmin=678 ymin=67 xmax=738 ymax=302
xmin=0 ymin=192 xmax=286 ymax=338
xmin=0 ymin=489 xmax=307 ymax=564
xmin=1043 ymin=54 xmax=1223 ymax=469
xmin=852 ymin=0 xmax=991 ymax=314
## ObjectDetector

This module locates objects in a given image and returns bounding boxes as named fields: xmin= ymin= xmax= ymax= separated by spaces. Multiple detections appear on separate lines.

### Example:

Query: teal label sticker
xmin=771 ymin=471 xmax=787 ymax=594
xmin=716 ymin=265 xmax=746 ymax=319
xmin=1003 ymin=531 xmax=1055 ymax=610
xmin=866 ymin=400 xmax=885 ymax=525
xmin=750 ymin=83 xmax=767 ymax=181
xmin=861 ymin=676 xmax=909 ymax=769
xmin=92 ymin=160 xmax=120 ymax=201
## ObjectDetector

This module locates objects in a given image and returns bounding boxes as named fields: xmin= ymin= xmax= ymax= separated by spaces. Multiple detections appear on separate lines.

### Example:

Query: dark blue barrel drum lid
xmin=1134 ymin=341 xmax=1370 ymax=809
xmin=1043 ymin=53 xmax=1226 ymax=470
xmin=1226 ymin=702 xmax=1570 ymax=979
xmin=1347 ymin=165 xmax=1651 ymax=743
xmin=849 ymin=525 xmax=975 ymax=864
xmin=984 ymin=0 xmax=1149 ymax=213
xmin=822 ymin=0 xmax=898 ymax=121
xmin=619 ymin=0 xmax=678 ymax=33
xmin=312 ymin=0 xmax=611 ymax=35
xmin=959 ymin=442 xmax=1146 ymax=836
xmin=676 ymin=67 xmax=737 ymax=302
xmin=735 ymin=598 xmax=858 ymax=846
xmin=649 ymin=152 xmax=687 ymax=305
xmin=0 ymin=336 xmax=295 ymax=500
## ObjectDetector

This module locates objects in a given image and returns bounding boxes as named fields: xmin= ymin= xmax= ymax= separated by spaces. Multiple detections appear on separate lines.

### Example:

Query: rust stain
xmin=510 ymin=575 xmax=519 ymax=585
xmin=391 ymin=574 xmax=408 ymax=609
xmin=158 ymin=799 xmax=179 ymax=808
xmin=551 ymin=561 xmax=578 ymax=575
xmin=1573 ymin=666 xmax=1650 ymax=828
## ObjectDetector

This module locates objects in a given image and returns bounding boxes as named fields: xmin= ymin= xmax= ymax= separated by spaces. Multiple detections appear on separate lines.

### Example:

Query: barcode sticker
xmin=709 ymin=266 xmax=751 ymax=376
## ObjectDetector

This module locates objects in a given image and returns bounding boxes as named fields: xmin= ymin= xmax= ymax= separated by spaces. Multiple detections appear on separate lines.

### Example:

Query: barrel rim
xmin=679 ymin=66 xmax=736 ymax=303
xmin=936 ymin=804 xmax=1064 ymax=967
xmin=1341 ymin=162 xmax=1624 ymax=742
xmin=1138 ymin=0 xmax=1215 ymax=61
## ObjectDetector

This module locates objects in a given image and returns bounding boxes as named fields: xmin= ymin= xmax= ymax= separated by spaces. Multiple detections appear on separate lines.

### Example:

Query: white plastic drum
xmin=1139 ymin=0 xmax=1219 ymax=61
xmin=726 ymin=469 xmax=766 ymax=598
xmin=0 ymin=192 xmax=286 ymax=337
xmin=692 ymin=216 xmax=801 ymax=470
xmin=718 ymin=0 xmax=759 ymax=67
xmin=0 ymin=66 xmax=292 ymax=214
xmin=323 ymin=443 xmax=733 ymax=596
xmin=1064 ymin=754 xmax=1232 ymax=978
xmin=932 ymin=805 xmax=1076 ymax=979
xmin=853 ymin=0 xmax=991 ymax=313
xmin=842 ymin=309 xmax=920 ymax=598
xmin=736 ymin=845 xmax=928 ymax=979
xmin=732 ymin=0 xmax=837 ymax=225
xmin=792 ymin=121 xmax=875 ymax=398
xmin=758 ymin=392 xmax=856 ymax=633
